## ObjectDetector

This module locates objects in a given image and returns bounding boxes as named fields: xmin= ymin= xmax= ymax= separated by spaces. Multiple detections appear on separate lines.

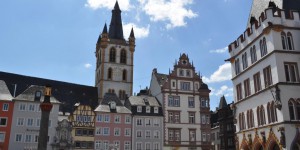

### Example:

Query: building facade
xmin=95 ymin=1 xmax=135 ymax=102
xmin=69 ymin=104 xmax=95 ymax=150
xmin=0 ymin=80 xmax=14 ymax=150
xmin=150 ymin=53 xmax=211 ymax=150
xmin=94 ymin=93 xmax=132 ymax=150
xmin=124 ymin=89 xmax=164 ymax=150
xmin=227 ymin=1 xmax=300 ymax=149
xmin=8 ymin=85 xmax=60 ymax=150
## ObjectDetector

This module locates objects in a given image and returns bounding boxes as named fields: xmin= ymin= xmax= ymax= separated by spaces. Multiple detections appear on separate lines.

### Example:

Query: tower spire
xmin=108 ymin=1 xmax=124 ymax=40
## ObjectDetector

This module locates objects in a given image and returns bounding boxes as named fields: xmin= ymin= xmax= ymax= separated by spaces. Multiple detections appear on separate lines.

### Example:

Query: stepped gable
xmin=0 ymin=71 xmax=98 ymax=113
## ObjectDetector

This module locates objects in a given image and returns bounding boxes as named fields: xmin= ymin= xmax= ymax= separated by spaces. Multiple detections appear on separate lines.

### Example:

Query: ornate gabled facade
xmin=51 ymin=119 xmax=73 ymax=150
xmin=95 ymin=1 xmax=135 ymax=102
xmin=69 ymin=104 xmax=95 ymax=150
xmin=150 ymin=53 xmax=211 ymax=150
xmin=228 ymin=1 xmax=300 ymax=149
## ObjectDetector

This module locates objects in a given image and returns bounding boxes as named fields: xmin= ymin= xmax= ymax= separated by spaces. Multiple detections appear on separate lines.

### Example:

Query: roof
xmin=155 ymin=72 xmax=168 ymax=87
xmin=14 ymin=85 xmax=60 ymax=103
xmin=0 ymin=71 xmax=98 ymax=113
xmin=127 ymin=95 xmax=161 ymax=107
xmin=0 ymin=80 xmax=13 ymax=101
xmin=108 ymin=1 xmax=124 ymax=40
xmin=94 ymin=93 xmax=131 ymax=113
xmin=219 ymin=95 xmax=228 ymax=109
xmin=248 ymin=0 xmax=300 ymax=27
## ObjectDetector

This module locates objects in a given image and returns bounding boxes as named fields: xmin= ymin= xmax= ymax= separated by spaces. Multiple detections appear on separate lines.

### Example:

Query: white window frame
xmin=125 ymin=115 xmax=131 ymax=124
xmin=15 ymin=133 xmax=23 ymax=142
xmin=114 ymin=128 xmax=120 ymax=136
xmin=124 ymin=128 xmax=131 ymax=136
xmin=137 ymin=106 xmax=142 ymax=112
xmin=2 ymin=103 xmax=9 ymax=111
xmin=19 ymin=103 xmax=26 ymax=111
xmin=114 ymin=115 xmax=121 ymax=123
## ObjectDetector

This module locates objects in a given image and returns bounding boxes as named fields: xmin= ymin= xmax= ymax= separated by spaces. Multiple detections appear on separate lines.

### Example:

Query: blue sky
xmin=0 ymin=0 xmax=252 ymax=110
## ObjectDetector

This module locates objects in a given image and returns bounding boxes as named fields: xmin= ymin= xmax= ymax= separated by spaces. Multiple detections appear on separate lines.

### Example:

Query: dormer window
xmin=110 ymin=101 xmax=116 ymax=110
xmin=34 ymin=91 xmax=42 ymax=101
xmin=146 ymin=106 xmax=151 ymax=113
xmin=137 ymin=106 xmax=142 ymax=112
xmin=154 ymin=107 xmax=158 ymax=113
xmin=143 ymin=98 xmax=149 ymax=105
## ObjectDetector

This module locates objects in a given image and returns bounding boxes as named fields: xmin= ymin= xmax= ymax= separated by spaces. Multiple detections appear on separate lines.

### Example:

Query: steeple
xmin=129 ymin=27 xmax=135 ymax=38
xmin=108 ymin=1 xmax=124 ymax=40
xmin=219 ymin=95 xmax=227 ymax=109
xmin=102 ymin=23 xmax=108 ymax=34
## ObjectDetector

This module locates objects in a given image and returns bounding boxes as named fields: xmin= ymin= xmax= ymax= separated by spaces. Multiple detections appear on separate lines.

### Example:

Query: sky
xmin=0 ymin=0 xmax=253 ymax=111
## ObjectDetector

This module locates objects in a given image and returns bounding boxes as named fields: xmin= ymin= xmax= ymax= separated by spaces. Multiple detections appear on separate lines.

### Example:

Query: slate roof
xmin=94 ymin=93 xmax=131 ymax=113
xmin=0 ymin=80 xmax=13 ymax=101
xmin=219 ymin=95 xmax=228 ymax=109
xmin=248 ymin=0 xmax=300 ymax=27
xmin=108 ymin=1 xmax=124 ymax=40
xmin=0 ymin=71 xmax=98 ymax=113
xmin=155 ymin=73 xmax=168 ymax=86
xmin=14 ymin=85 xmax=60 ymax=104
xmin=127 ymin=95 xmax=161 ymax=107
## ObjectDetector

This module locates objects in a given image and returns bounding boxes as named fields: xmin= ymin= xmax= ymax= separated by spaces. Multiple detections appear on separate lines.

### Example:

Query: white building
xmin=150 ymin=53 xmax=211 ymax=150
xmin=227 ymin=1 xmax=300 ymax=149
xmin=8 ymin=85 xmax=60 ymax=150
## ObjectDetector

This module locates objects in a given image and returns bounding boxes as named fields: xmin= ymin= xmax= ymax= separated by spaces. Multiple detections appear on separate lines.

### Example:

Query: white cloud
xmin=202 ymin=63 xmax=232 ymax=83
xmin=138 ymin=0 xmax=197 ymax=29
xmin=209 ymin=47 xmax=228 ymax=53
xmin=84 ymin=63 xmax=92 ymax=68
xmin=85 ymin=0 xmax=132 ymax=11
xmin=123 ymin=23 xmax=150 ymax=38
xmin=210 ymin=85 xmax=233 ymax=97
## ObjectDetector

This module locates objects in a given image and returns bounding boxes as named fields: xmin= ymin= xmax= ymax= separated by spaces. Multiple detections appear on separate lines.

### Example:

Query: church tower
xmin=95 ymin=1 xmax=135 ymax=102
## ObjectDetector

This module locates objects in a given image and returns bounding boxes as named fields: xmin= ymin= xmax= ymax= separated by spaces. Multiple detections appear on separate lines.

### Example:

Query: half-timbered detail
xmin=69 ymin=104 xmax=95 ymax=150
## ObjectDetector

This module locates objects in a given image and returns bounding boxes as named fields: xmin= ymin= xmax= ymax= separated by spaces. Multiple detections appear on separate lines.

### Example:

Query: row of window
xmin=136 ymin=142 xmax=160 ymax=150
xmin=95 ymin=141 xmax=131 ymax=150
xmin=239 ymin=101 xmax=277 ymax=131
xmin=136 ymin=130 xmax=160 ymax=139
xmin=109 ymin=48 xmax=127 ymax=64
xmin=235 ymin=37 xmax=268 ymax=75
xmin=16 ymin=117 xmax=51 ymax=127
xmin=237 ymin=63 xmax=299 ymax=101
xmin=15 ymin=134 xmax=49 ymax=143
xmin=168 ymin=96 xmax=209 ymax=108
xmin=236 ymin=65 xmax=272 ymax=101
xmin=136 ymin=118 xmax=160 ymax=126
xmin=75 ymin=141 xmax=94 ymax=149
xmin=136 ymin=105 xmax=159 ymax=113
xmin=75 ymin=129 xmax=94 ymax=136
xmin=168 ymin=129 xmax=210 ymax=142
xmin=95 ymin=127 xmax=131 ymax=136
xmin=235 ymin=32 xmax=295 ymax=76
xmin=76 ymin=115 xmax=92 ymax=123
xmin=167 ymin=111 xmax=210 ymax=124
xmin=107 ymin=68 xmax=127 ymax=81
xmin=172 ymin=81 xmax=200 ymax=91
xmin=96 ymin=114 xmax=131 ymax=123
xmin=179 ymin=69 xmax=192 ymax=77
xmin=18 ymin=103 xmax=42 ymax=112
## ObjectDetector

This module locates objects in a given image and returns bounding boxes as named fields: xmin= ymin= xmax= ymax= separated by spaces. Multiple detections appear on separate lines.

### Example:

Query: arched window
xmin=235 ymin=58 xmax=240 ymax=75
xmin=289 ymin=99 xmax=295 ymax=120
xmin=260 ymin=37 xmax=268 ymax=57
xmin=260 ymin=106 xmax=266 ymax=125
xmin=281 ymin=32 xmax=287 ymax=50
xmin=267 ymin=102 xmax=271 ymax=123
xmin=122 ymin=69 xmax=127 ymax=81
xmin=287 ymin=32 xmax=294 ymax=50
xmin=250 ymin=45 xmax=257 ymax=64
xmin=250 ymin=109 xmax=254 ymax=128
xmin=271 ymin=101 xmax=277 ymax=122
xmin=239 ymin=112 xmax=246 ymax=130
xmin=108 ymin=68 xmax=113 ymax=80
xmin=119 ymin=90 xmax=126 ymax=100
xmin=120 ymin=49 xmax=127 ymax=64
xmin=296 ymin=101 xmax=300 ymax=120
xmin=257 ymin=106 xmax=261 ymax=126
xmin=108 ymin=89 xmax=115 ymax=93
xmin=109 ymin=48 xmax=116 ymax=62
